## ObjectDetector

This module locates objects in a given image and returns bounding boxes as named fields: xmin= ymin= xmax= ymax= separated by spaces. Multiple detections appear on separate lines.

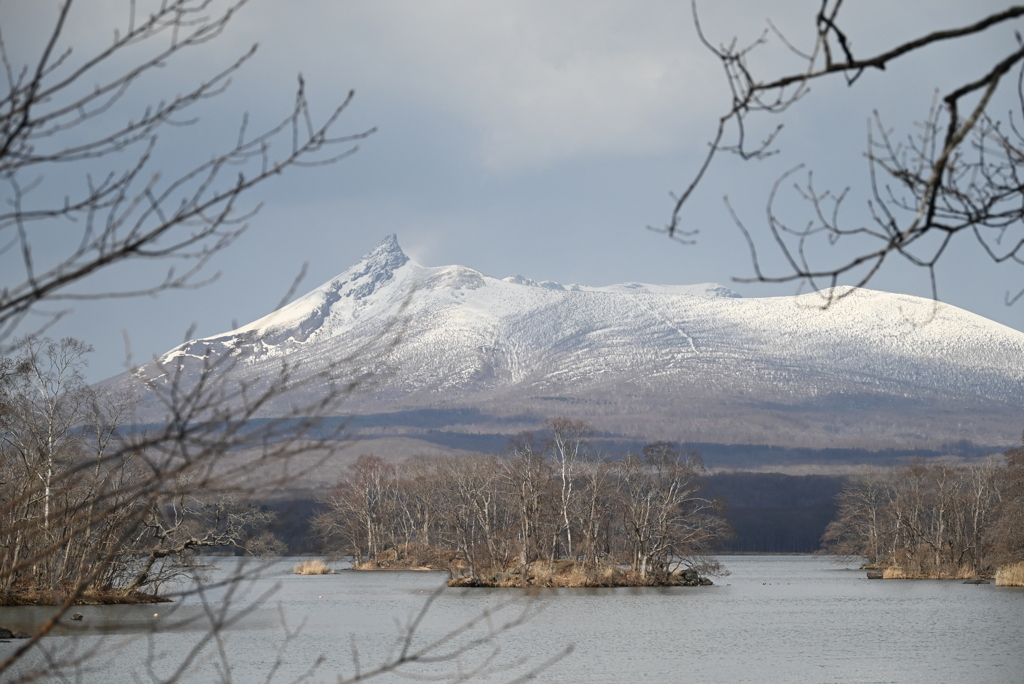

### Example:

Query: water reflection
xmin=1 ymin=555 xmax=1022 ymax=683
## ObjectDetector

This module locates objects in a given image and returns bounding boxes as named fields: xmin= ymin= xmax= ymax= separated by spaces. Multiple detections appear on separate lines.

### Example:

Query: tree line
xmin=312 ymin=418 xmax=729 ymax=586
xmin=0 ymin=337 xmax=284 ymax=604
xmin=821 ymin=448 xmax=1024 ymax=578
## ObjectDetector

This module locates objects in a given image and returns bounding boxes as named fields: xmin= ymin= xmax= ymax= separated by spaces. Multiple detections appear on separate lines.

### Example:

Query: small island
xmin=820 ymin=448 xmax=1024 ymax=587
xmin=446 ymin=559 xmax=713 ymax=588
xmin=333 ymin=543 xmax=716 ymax=587
xmin=311 ymin=437 xmax=728 ymax=590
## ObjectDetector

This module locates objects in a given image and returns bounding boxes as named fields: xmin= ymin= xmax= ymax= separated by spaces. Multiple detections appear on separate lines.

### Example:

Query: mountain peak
xmin=337 ymin=234 xmax=409 ymax=300
xmin=133 ymin=234 xmax=1024 ymax=451
xmin=363 ymin=233 xmax=408 ymax=268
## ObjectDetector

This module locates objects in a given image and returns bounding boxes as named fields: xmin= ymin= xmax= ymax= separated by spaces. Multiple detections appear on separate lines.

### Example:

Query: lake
xmin=2 ymin=555 xmax=1023 ymax=683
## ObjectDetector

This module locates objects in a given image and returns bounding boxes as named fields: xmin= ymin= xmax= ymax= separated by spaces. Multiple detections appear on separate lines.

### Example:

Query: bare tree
xmin=0 ymin=337 xmax=293 ymax=604
xmin=546 ymin=417 xmax=591 ymax=560
xmin=0 ymin=337 xmax=91 ymax=569
xmin=312 ymin=454 xmax=400 ymax=566
xmin=0 ymin=337 xmax=152 ymax=603
xmin=123 ymin=492 xmax=281 ymax=594
xmin=502 ymin=434 xmax=555 ymax=578
xmin=662 ymin=2 xmax=1024 ymax=305
xmin=314 ymin=438 xmax=730 ymax=589
xmin=822 ymin=458 xmax=1010 ymax=577
xmin=570 ymin=454 xmax=613 ymax=567
xmin=821 ymin=467 xmax=893 ymax=566
xmin=616 ymin=442 xmax=726 ymax=581
xmin=987 ymin=435 xmax=1024 ymax=565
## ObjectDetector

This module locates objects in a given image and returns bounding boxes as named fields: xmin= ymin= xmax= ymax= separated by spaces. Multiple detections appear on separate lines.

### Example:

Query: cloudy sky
xmin=5 ymin=0 xmax=1023 ymax=381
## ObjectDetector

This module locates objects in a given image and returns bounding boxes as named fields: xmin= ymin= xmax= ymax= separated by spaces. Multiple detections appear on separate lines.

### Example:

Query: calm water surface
xmin=2 ymin=555 xmax=1022 ymax=683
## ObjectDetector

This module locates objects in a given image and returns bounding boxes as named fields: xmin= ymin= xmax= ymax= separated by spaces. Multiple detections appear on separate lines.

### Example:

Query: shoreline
xmin=447 ymin=560 xmax=713 ymax=588
xmin=447 ymin=576 xmax=714 ymax=588
xmin=0 ymin=591 xmax=172 ymax=607
xmin=331 ymin=557 xmax=717 ymax=588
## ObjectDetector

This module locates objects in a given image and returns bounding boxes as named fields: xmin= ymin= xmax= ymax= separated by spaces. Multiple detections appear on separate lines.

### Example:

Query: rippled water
xmin=2 ymin=555 xmax=1023 ymax=683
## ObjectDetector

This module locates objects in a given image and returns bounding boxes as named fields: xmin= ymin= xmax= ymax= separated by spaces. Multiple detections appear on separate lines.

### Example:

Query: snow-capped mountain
xmin=126 ymin=234 xmax=1024 ymax=452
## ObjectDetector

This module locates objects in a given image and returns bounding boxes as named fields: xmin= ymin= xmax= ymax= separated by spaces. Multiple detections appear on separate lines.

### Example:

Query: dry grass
xmin=352 ymin=560 xmax=378 ymax=571
xmin=882 ymin=566 xmax=914 ymax=579
xmin=881 ymin=564 xmax=982 ymax=580
xmin=351 ymin=545 xmax=455 ymax=571
xmin=517 ymin=560 xmax=617 ymax=588
xmin=447 ymin=560 xmax=703 ymax=588
xmin=293 ymin=559 xmax=329 ymax=575
xmin=953 ymin=564 xmax=979 ymax=580
xmin=995 ymin=562 xmax=1024 ymax=587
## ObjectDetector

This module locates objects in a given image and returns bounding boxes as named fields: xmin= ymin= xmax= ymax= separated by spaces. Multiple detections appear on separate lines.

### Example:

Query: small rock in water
xmin=70 ymin=613 xmax=84 ymax=621
xmin=0 ymin=628 xmax=29 ymax=639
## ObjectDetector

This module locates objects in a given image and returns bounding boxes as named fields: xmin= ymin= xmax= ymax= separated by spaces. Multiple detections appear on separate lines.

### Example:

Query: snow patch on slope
xmin=148 ymin=234 xmax=1024 ymax=445
xmin=503 ymin=275 xmax=741 ymax=298
xmin=574 ymin=282 xmax=742 ymax=298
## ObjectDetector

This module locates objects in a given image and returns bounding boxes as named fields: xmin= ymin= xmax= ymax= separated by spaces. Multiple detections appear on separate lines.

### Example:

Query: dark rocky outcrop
xmin=0 ymin=627 xmax=29 ymax=639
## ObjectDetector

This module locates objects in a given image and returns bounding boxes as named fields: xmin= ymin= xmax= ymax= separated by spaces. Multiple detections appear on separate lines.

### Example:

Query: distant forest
xmin=704 ymin=473 xmax=845 ymax=553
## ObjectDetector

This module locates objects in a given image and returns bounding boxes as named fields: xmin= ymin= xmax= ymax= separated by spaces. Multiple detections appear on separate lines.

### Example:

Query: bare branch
xmin=668 ymin=1 xmax=1024 ymax=307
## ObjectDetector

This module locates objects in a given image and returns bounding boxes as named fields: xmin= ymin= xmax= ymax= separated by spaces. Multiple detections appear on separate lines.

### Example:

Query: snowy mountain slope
xmin=126 ymin=234 xmax=1024 ymax=450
